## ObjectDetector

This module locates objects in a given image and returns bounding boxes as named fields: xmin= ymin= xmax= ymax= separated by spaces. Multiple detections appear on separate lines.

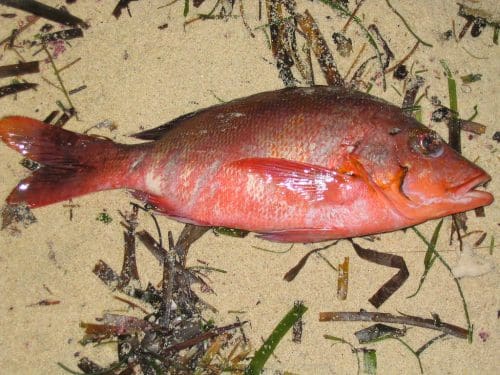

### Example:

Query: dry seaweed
xmin=38 ymin=27 xmax=83 ymax=44
xmin=354 ymin=323 xmax=406 ymax=344
xmin=367 ymin=24 xmax=394 ymax=71
xmin=92 ymin=260 xmax=121 ymax=288
xmin=319 ymin=311 xmax=468 ymax=339
xmin=0 ymin=82 xmax=37 ymax=98
xmin=266 ymin=0 xmax=296 ymax=87
xmin=283 ymin=241 xmax=338 ymax=281
xmin=492 ymin=131 xmax=500 ymax=143
xmin=296 ymin=10 xmax=343 ymax=87
xmin=53 ymin=107 xmax=76 ymax=127
xmin=337 ymin=256 xmax=349 ymax=300
xmin=112 ymin=0 xmax=139 ymax=19
xmin=332 ymin=32 xmax=352 ymax=57
xmin=27 ymin=299 xmax=61 ymax=307
xmin=0 ymin=0 xmax=88 ymax=28
xmin=440 ymin=60 xmax=472 ymax=231
xmin=460 ymin=73 xmax=482 ymax=83
xmin=349 ymin=240 xmax=409 ymax=308
xmin=341 ymin=0 xmax=365 ymax=33
xmin=173 ymin=223 xmax=209 ymax=266
xmin=401 ymin=75 xmax=424 ymax=116
xmin=118 ymin=205 xmax=140 ymax=287
xmin=386 ymin=41 xmax=420 ymax=74
xmin=457 ymin=2 xmax=500 ymax=40
xmin=0 ymin=61 xmax=39 ymax=78
xmin=1 ymin=203 xmax=37 ymax=230
xmin=71 ymin=204 xmax=249 ymax=373
xmin=431 ymin=106 xmax=486 ymax=135
xmin=292 ymin=300 xmax=304 ymax=343
xmin=68 ymin=84 xmax=87 ymax=95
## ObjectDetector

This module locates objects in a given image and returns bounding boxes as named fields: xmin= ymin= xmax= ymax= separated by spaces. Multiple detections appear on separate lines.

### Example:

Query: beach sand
xmin=0 ymin=1 xmax=498 ymax=373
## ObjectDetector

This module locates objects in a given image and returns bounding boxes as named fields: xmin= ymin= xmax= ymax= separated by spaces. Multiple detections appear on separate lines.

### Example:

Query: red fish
xmin=0 ymin=87 xmax=493 ymax=242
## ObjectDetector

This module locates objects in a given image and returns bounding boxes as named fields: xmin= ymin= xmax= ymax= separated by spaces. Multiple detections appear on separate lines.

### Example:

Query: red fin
xmin=230 ymin=158 xmax=351 ymax=202
xmin=131 ymin=190 xmax=210 ymax=225
xmin=257 ymin=229 xmax=339 ymax=243
xmin=0 ymin=116 xmax=125 ymax=208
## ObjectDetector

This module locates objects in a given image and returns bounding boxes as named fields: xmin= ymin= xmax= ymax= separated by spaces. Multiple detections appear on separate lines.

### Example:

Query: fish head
xmin=374 ymin=122 xmax=493 ymax=221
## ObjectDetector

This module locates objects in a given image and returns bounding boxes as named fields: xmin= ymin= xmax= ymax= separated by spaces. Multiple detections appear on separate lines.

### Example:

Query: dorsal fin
xmin=130 ymin=110 xmax=200 ymax=140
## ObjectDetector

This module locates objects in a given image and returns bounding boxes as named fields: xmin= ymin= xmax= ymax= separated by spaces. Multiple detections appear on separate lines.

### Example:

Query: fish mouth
xmin=450 ymin=172 xmax=494 ymax=206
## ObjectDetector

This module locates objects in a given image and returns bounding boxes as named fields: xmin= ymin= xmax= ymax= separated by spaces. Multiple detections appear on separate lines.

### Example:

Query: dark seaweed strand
xmin=0 ymin=0 xmax=88 ymax=28
xmin=349 ymin=240 xmax=409 ymax=308
xmin=0 ymin=61 xmax=39 ymax=78
xmin=296 ymin=10 xmax=344 ymax=87
xmin=0 ymin=82 xmax=37 ymax=98
xmin=112 ymin=0 xmax=138 ymax=19
xmin=319 ymin=311 xmax=468 ymax=339
xmin=266 ymin=0 xmax=296 ymax=87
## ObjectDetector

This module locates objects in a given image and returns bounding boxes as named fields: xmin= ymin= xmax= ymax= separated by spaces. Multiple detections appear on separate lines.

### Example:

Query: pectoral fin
xmin=230 ymin=158 xmax=352 ymax=202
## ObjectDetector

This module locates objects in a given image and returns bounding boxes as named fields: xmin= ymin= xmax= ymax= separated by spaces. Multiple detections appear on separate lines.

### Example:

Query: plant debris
xmin=292 ymin=300 xmax=304 ymax=343
xmin=245 ymin=301 xmax=307 ymax=374
xmin=407 ymin=219 xmax=443 ymax=299
xmin=296 ymin=10 xmax=344 ymax=87
xmin=0 ymin=61 xmax=39 ymax=78
xmin=283 ymin=241 xmax=338 ymax=281
xmin=319 ymin=310 xmax=468 ymax=339
xmin=27 ymin=299 xmax=61 ymax=307
xmin=493 ymin=131 xmax=500 ymax=142
xmin=1 ymin=203 xmax=37 ymax=231
xmin=112 ymin=0 xmax=139 ymax=19
xmin=37 ymin=27 xmax=84 ymax=44
xmin=337 ymin=256 xmax=349 ymax=300
xmin=96 ymin=211 xmax=112 ymax=224
xmin=349 ymin=240 xmax=409 ymax=308
xmin=332 ymin=32 xmax=352 ymax=57
xmin=412 ymin=226 xmax=473 ymax=340
xmin=0 ymin=0 xmax=89 ymax=28
xmin=354 ymin=323 xmax=406 ymax=344
xmin=361 ymin=348 xmax=377 ymax=375
xmin=0 ymin=82 xmax=38 ymax=98
xmin=457 ymin=2 xmax=500 ymax=41
xmin=460 ymin=73 xmax=482 ymax=84
xmin=71 ymin=205 xmax=250 ymax=373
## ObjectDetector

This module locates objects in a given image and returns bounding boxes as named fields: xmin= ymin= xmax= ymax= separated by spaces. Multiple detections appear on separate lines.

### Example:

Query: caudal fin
xmin=0 ymin=116 xmax=129 ymax=208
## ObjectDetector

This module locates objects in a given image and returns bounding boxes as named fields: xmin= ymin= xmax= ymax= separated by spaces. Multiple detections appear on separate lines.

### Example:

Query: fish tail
xmin=0 ymin=116 xmax=132 ymax=208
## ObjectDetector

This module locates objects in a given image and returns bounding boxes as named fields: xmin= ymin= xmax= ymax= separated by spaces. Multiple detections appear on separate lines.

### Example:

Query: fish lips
xmin=448 ymin=172 xmax=494 ymax=207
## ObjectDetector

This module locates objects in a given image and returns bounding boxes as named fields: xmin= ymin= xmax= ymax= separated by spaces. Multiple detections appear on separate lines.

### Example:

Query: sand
xmin=0 ymin=1 xmax=498 ymax=374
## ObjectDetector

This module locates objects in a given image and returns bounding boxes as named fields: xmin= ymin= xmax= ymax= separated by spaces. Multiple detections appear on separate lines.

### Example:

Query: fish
xmin=0 ymin=86 xmax=493 ymax=242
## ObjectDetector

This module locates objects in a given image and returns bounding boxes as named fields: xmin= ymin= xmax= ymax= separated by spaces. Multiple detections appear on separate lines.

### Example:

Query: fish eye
xmin=411 ymin=131 xmax=444 ymax=157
